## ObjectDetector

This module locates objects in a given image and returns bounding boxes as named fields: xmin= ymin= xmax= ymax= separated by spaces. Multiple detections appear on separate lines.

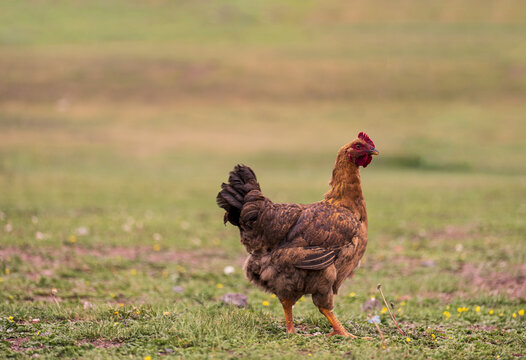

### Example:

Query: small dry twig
xmin=389 ymin=301 xmax=404 ymax=334
xmin=368 ymin=313 xmax=387 ymax=350
xmin=377 ymin=284 xmax=405 ymax=336
xmin=51 ymin=288 xmax=61 ymax=308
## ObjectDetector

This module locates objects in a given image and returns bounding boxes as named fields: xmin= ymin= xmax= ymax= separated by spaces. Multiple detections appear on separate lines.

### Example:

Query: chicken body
xmin=243 ymin=200 xmax=366 ymax=310
xmin=217 ymin=133 xmax=378 ymax=336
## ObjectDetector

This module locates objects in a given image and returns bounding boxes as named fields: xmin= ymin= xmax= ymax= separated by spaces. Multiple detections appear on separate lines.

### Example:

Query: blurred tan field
xmin=1 ymin=1 xmax=526 ymax=359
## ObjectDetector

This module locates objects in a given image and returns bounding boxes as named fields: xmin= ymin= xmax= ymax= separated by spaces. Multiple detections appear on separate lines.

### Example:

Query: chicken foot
xmin=280 ymin=298 xmax=296 ymax=334
xmin=319 ymin=308 xmax=357 ymax=338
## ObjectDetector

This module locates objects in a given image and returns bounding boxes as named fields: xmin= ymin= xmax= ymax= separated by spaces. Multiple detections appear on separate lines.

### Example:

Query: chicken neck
xmin=323 ymin=159 xmax=367 ymax=224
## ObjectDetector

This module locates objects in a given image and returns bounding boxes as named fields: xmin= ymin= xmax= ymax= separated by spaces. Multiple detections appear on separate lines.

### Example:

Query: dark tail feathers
xmin=216 ymin=165 xmax=261 ymax=226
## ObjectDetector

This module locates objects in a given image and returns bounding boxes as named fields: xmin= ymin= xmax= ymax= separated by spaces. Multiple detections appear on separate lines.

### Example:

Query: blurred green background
xmin=0 ymin=1 xmax=525 ymax=358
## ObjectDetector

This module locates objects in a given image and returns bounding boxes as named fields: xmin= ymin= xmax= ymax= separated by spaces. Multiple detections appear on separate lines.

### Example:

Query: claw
xmin=327 ymin=330 xmax=357 ymax=338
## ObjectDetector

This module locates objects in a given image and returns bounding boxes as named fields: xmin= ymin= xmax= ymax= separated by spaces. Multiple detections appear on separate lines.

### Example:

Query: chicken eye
xmin=355 ymin=144 xmax=361 ymax=149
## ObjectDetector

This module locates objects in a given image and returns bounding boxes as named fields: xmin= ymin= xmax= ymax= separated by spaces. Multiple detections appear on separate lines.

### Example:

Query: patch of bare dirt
xmin=361 ymin=254 xmax=436 ymax=275
xmin=459 ymin=263 xmax=526 ymax=299
xmin=0 ymin=245 xmax=242 ymax=273
xmin=0 ymin=248 xmax=56 ymax=269
xmin=70 ymin=245 xmax=230 ymax=266
xmin=467 ymin=324 xmax=499 ymax=332
xmin=77 ymin=339 xmax=122 ymax=349
xmin=425 ymin=225 xmax=474 ymax=241
xmin=5 ymin=337 xmax=47 ymax=353
xmin=6 ymin=337 xmax=30 ymax=352
xmin=417 ymin=291 xmax=464 ymax=303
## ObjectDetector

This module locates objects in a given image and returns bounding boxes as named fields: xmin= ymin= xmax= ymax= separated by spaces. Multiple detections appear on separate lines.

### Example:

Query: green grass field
xmin=1 ymin=1 xmax=525 ymax=358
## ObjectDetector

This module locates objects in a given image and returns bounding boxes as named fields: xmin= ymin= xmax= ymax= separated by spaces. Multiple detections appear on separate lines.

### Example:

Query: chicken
xmin=216 ymin=132 xmax=379 ymax=337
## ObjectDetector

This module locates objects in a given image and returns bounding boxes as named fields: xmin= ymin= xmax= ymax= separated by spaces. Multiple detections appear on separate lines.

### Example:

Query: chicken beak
xmin=369 ymin=148 xmax=379 ymax=156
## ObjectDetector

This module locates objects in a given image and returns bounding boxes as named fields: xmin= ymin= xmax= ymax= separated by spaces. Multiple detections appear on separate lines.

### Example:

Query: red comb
xmin=358 ymin=132 xmax=375 ymax=147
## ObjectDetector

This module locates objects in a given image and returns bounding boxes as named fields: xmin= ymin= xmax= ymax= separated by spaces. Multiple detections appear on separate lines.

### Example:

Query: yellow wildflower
xmin=518 ymin=309 xmax=524 ymax=316
xmin=475 ymin=306 xmax=480 ymax=312
xmin=153 ymin=244 xmax=161 ymax=252
xmin=0 ymin=277 xmax=3 ymax=283
xmin=308 ymin=354 xmax=312 ymax=357
xmin=443 ymin=311 xmax=451 ymax=319
xmin=401 ymin=301 xmax=406 ymax=306
xmin=271 ymin=294 xmax=276 ymax=298
xmin=300 ymin=296 xmax=306 ymax=302
xmin=348 ymin=292 xmax=356 ymax=298
xmin=381 ymin=307 xmax=388 ymax=314
xmin=499 ymin=313 xmax=504 ymax=317
xmin=5 ymin=268 xmax=10 ymax=275
xmin=114 ymin=311 xmax=119 ymax=315
xmin=119 ymin=303 xmax=124 ymax=307
xmin=446 ymin=305 xmax=450 ymax=310
xmin=144 ymin=357 xmax=152 ymax=360
xmin=130 ymin=269 xmax=137 ymax=275
xmin=163 ymin=311 xmax=170 ymax=316
xmin=406 ymin=337 xmax=411 ymax=342
xmin=136 ymin=310 xmax=140 ymax=315
xmin=489 ymin=310 xmax=494 ymax=315
xmin=513 ymin=313 xmax=517 ymax=318
xmin=69 ymin=235 xmax=77 ymax=243
xmin=431 ymin=334 xmax=436 ymax=339
xmin=216 ymin=283 xmax=223 ymax=289
xmin=262 ymin=301 xmax=270 ymax=306
xmin=8 ymin=316 xmax=14 ymax=322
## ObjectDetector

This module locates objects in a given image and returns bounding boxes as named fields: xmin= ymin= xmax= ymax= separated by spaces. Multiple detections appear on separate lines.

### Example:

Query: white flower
xmin=76 ymin=226 xmax=89 ymax=236
xmin=4 ymin=223 xmax=12 ymax=233
xmin=368 ymin=315 xmax=381 ymax=324
xmin=224 ymin=266 xmax=235 ymax=275
xmin=153 ymin=233 xmax=162 ymax=241
xmin=455 ymin=244 xmax=463 ymax=252
xmin=36 ymin=231 xmax=47 ymax=240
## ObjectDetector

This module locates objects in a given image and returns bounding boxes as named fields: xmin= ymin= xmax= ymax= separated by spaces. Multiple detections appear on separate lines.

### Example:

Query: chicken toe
xmin=319 ymin=308 xmax=357 ymax=338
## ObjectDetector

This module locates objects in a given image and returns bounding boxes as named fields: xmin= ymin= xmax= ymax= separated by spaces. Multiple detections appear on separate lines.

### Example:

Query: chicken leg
xmin=319 ymin=308 xmax=356 ymax=338
xmin=280 ymin=298 xmax=296 ymax=334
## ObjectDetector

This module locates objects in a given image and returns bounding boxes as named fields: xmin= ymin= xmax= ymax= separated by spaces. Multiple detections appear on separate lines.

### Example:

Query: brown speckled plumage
xmin=217 ymin=134 xmax=379 ymax=336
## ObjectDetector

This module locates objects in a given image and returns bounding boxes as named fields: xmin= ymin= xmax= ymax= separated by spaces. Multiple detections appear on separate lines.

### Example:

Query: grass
xmin=1 ymin=0 xmax=526 ymax=358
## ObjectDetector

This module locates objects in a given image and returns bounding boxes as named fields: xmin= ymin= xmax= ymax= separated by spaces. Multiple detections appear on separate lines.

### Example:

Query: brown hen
xmin=216 ymin=132 xmax=379 ymax=337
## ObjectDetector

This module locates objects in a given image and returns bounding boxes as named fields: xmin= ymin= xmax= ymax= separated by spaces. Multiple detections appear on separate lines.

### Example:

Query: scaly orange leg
xmin=280 ymin=298 xmax=296 ymax=334
xmin=319 ymin=308 xmax=356 ymax=338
